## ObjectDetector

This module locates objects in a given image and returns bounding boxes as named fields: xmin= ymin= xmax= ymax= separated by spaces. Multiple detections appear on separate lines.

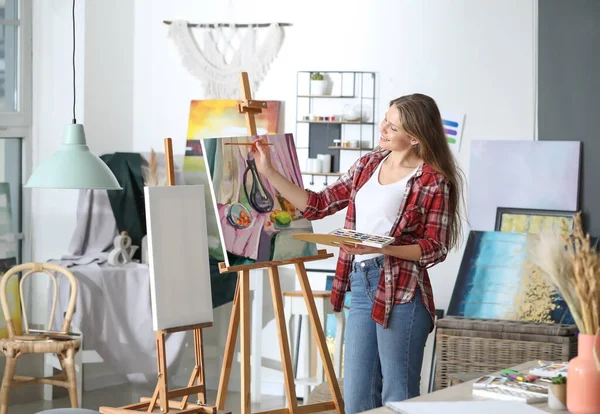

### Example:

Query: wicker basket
xmin=434 ymin=317 xmax=578 ymax=390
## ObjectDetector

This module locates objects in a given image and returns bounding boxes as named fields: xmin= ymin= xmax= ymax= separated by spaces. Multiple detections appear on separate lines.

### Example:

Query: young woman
xmin=252 ymin=93 xmax=464 ymax=413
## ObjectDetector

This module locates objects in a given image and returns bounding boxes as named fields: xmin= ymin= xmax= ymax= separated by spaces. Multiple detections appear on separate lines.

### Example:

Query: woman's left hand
xmin=340 ymin=243 xmax=383 ymax=255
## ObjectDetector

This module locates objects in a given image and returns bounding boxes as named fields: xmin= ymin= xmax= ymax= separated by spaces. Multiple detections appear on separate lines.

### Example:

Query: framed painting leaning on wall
xmin=494 ymin=207 xmax=577 ymax=236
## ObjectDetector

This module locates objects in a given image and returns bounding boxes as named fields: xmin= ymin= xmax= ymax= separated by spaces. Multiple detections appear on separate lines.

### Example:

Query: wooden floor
xmin=9 ymin=384 xmax=287 ymax=414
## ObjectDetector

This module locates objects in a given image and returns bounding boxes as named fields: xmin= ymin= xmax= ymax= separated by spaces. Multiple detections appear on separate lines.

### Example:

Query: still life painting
xmin=183 ymin=100 xmax=280 ymax=262
xmin=182 ymin=100 xmax=281 ymax=307
xmin=447 ymin=231 xmax=574 ymax=324
xmin=202 ymin=133 xmax=317 ymax=267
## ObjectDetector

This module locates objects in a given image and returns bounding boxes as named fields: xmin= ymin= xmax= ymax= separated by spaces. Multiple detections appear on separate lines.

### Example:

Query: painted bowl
xmin=227 ymin=203 xmax=254 ymax=229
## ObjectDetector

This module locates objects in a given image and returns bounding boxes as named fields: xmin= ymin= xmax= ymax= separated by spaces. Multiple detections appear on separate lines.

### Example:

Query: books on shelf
xmin=472 ymin=375 xmax=548 ymax=404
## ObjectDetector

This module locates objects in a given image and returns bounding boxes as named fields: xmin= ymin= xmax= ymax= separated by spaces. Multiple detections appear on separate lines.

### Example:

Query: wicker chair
xmin=0 ymin=263 xmax=81 ymax=414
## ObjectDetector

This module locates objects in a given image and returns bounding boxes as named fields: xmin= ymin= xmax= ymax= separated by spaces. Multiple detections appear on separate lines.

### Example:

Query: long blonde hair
xmin=389 ymin=93 xmax=466 ymax=250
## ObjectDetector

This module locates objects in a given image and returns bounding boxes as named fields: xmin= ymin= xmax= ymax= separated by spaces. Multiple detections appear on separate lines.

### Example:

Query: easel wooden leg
xmin=295 ymin=262 xmax=344 ymax=414
xmin=240 ymin=269 xmax=251 ymax=414
xmin=180 ymin=328 xmax=207 ymax=409
xmin=267 ymin=266 xmax=298 ymax=411
xmin=195 ymin=328 xmax=206 ymax=404
xmin=216 ymin=276 xmax=241 ymax=410
xmin=157 ymin=331 xmax=169 ymax=413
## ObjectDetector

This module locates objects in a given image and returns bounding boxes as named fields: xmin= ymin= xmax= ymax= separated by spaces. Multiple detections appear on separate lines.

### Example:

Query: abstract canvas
xmin=448 ymin=231 xmax=574 ymax=324
xmin=441 ymin=113 xmax=465 ymax=155
xmin=469 ymin=140 xmax=581 ymax=230
xmin=202 ymin=133 xmax=317 ymax=267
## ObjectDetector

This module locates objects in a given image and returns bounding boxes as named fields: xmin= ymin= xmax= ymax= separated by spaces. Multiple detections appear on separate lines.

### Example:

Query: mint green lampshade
xmin=25 ymin=124 xmax=122 ymax=190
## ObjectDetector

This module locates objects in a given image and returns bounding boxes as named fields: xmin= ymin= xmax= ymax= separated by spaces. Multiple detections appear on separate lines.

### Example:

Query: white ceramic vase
xmin=310 ymin=80 xmax=327 ymax=95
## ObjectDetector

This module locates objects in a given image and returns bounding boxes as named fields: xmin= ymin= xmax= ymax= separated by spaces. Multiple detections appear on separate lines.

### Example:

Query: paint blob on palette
xmin=330 ymin=228 xmax=395 ymax=248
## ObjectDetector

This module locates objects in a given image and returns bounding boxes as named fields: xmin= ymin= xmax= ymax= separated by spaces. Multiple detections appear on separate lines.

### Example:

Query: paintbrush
xmin=224 ymin=142 xmax=273 ymax=146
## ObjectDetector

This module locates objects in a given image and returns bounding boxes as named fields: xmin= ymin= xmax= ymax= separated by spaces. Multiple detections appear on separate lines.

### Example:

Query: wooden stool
xmin=284 ymin=291 xmax=345 ymax=399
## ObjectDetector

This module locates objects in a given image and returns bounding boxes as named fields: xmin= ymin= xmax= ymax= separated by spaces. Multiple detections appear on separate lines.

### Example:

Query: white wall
xmin=84 ymin=0 xmax=135 ymax=154
xmin=30 ymin=0 xmax=536 ymax=400
xmin=133 ymin=0 xmax=536 ymax=312
xmin=30 ymin=0 xmax=87 ymax=322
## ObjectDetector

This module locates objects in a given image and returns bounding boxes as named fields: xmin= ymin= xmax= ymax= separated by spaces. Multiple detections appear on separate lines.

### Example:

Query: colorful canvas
xmin=182 ymin=100 xmax=280 ymax=306
xmin=441 ymin=113 xmax=465 ymax=155
xmin=0 ymin=257 xmax=20 ymax=338
xmin=495 ymin=207 xmax=575 ymax=237
xmin=183 ymin=100 xmax=280 ymax=262
xmin=469 ymin=140 xmax=581 ymax=231
xmin=201 ymin=133 xmax=317 ymax=267
xmin=187 ymin=100 xmax=280 ymax=139
xmin=448 ymin=231 xmax=574 ymax=324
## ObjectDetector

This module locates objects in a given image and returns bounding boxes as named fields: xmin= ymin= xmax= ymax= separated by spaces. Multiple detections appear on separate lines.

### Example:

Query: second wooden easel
xmin=215 ymin=72 xmax=344 ymax=414
xmin=99 ymin=139 xmax=221 ymax=414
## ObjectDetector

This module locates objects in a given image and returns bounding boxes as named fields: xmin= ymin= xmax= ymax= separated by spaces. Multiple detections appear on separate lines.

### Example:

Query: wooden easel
xmin=215 ymin=72 xmax=344 ymax=414
xmin=100 ymin=139 xmax=222 ymax=414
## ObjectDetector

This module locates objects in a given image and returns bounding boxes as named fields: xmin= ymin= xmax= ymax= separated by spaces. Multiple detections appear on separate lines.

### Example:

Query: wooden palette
xmin=292 ymin=233 xmax=361 ymax=248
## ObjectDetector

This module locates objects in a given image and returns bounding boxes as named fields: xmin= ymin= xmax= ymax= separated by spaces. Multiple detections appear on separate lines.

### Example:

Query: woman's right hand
xmin=252 ymin=137 xmax=275 ymax=177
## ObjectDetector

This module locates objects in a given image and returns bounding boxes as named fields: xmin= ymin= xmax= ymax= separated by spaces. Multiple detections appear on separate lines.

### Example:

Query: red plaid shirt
xmin=302 ymin=150 xmax=450 ymax=330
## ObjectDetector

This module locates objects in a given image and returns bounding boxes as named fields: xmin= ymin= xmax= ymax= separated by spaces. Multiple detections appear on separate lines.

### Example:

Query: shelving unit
xmin=295 ymin=71 xmax=377 ymax=182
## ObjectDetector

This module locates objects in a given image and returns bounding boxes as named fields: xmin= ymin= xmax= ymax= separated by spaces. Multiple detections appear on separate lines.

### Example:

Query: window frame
xmin=0 ymin=0 xmax=32 ymax=127
xmin=0 ymin=0 xmax=33 ymax=264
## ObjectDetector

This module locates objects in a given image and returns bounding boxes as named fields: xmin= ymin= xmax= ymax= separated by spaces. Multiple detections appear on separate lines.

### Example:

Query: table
xmin=45 ymin=262 xmax=266 ymax=401
xmin=362 ymin=361 xmax=561 ymax=413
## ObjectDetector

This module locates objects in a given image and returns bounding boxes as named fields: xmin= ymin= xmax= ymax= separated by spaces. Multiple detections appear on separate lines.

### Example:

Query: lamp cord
xmin=72 ymin=0 xmax=76 ymax=124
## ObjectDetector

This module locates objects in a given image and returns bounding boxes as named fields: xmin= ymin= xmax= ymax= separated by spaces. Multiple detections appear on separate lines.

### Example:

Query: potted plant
xmin=548 ymin=374 xmax=567 ymax=410
xmin=310 ymin=72 xmax=328 ymax=96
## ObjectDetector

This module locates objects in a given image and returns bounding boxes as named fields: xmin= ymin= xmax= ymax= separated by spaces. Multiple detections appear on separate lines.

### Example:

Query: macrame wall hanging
xmin=164 ymin=20 xmax=291 ymax=99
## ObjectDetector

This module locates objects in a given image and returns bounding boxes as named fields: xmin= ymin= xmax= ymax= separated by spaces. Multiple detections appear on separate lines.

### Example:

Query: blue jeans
xmin=343 ymin=256 xmax=432 ymax=414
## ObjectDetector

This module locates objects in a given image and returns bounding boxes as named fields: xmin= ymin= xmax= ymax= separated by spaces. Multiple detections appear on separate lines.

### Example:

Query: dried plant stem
xmin=143 ymin=148 xmax=161 ymax=186
xmin=149 ymin=148 xmax=159 ymax=185
xmin=529 ymin=212 xmax=600 ymax=335
xmin=563 ymin=214 xmax=600 ymax=335
xmin=528 ymin=228 xmax=585 ymax=329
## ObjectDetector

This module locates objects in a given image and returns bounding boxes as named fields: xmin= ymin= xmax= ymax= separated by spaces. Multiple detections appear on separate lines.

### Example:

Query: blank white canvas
xmin=468 ymin=140 xmax=581 ymax=230
xmin=144 ymin=185 xmax=214 ymax=331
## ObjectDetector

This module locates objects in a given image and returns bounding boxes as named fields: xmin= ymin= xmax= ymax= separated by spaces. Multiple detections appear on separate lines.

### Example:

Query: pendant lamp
xmin=25 ymin=0 xmax=121 ymax=190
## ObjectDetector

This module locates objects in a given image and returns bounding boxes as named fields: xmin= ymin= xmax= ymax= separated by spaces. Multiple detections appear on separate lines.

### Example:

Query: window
xmin=0 ymin=138 xmax=21 ymax=262
xmin=0 ymin=0 xmax=31 ymax=125
xmin=0 ymin=0 xmax=32 ymax=264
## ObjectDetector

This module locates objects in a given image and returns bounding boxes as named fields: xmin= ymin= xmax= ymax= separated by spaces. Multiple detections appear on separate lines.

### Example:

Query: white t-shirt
xmin=354 ymin=156 xmax=418 ymax=260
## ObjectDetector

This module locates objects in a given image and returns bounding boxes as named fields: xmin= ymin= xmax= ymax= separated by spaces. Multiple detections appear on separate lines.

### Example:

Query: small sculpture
xmin=107 ymin=231 xmax=139 ymax=265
